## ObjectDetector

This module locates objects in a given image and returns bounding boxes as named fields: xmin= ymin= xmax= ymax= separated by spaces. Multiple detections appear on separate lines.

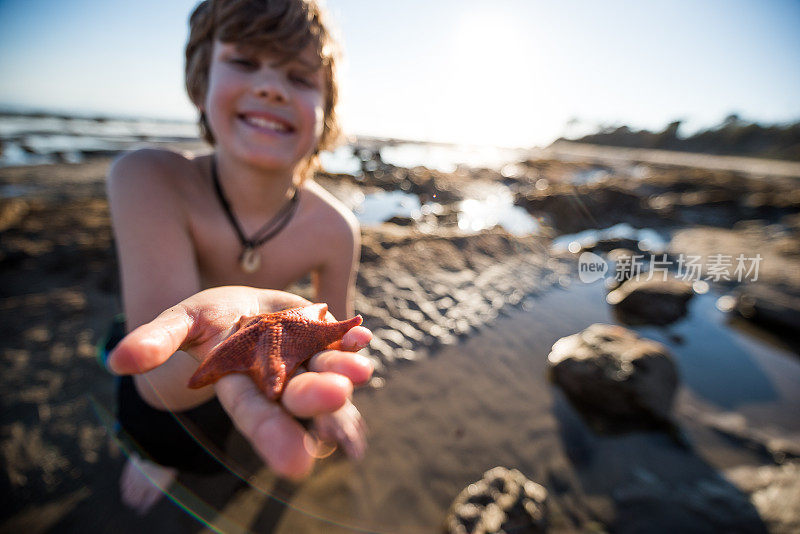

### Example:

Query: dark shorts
xmin=100 ymin=316 xmax=235 ymax=474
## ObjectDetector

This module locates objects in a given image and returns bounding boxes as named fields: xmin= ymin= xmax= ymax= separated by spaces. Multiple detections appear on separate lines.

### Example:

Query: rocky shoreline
xmin=321 ymin=150 xmax=800 ymax=339
xmin=2 ymin=146 xmax=799 ymax=532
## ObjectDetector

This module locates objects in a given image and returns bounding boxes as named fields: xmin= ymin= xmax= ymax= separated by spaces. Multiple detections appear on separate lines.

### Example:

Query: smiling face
xmin=202 ymin=40 xmax=326 ymax=172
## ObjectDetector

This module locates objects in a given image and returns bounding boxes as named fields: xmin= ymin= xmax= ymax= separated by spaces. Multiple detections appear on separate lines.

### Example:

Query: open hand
xmin=107 ymin=286 xmax=373 ymax=479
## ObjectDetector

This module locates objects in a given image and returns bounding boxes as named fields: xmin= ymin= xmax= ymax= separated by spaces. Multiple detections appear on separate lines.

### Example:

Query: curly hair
xmin=185 ymin=0 xmax=341 ymax=175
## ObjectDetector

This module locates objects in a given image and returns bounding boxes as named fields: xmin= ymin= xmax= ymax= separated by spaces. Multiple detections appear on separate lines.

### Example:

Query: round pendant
xmin=240 ymin=247 xmax=261 ymax=273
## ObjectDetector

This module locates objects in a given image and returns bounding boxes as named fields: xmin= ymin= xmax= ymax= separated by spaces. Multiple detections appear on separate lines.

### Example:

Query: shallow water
xmin=354 ymin=186 xmax=540 ymax=236
xmin=352 ymin=190 xmax=422 ymax=225
xmin=379 ymin=143 xmax=527 ymax=173
xmin=73 ymin=278 xmax=798 ymax=532
xmin=255 ymin=280 xmax=799 ymax=532
xmin=0 ymin=113 xmax=199 ymax=166
xmin=456 ymin=183 xmax=540 ymax=235
xmin=0 ymin=112 xmax=529 ymax=172
xmin=551 ymin=223 xmax=669 ymax=253
xmin=568 ymin=166 xmax=612 ymax=185
xmin=534 ymin=280 xmax=800 ymax=417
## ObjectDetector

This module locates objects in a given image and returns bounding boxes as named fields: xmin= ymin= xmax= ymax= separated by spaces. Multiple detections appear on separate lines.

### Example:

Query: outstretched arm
xmin=108 ymin=149 xmax=211 ymax=410
xmin=107 ymin=286 xmax=373 ymax=479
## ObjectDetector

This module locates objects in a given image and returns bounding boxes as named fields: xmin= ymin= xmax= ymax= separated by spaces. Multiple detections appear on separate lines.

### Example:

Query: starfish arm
xmin=280 ymin=315 xmax=364 ymax=369
xmin=310 ymin=315 xmax=364 ymax=350
xmin=253 ymin=321 xmax=288 ymax=400
xmin=187 ymin=305 xmax=363 ymax=401
xmin=258 ymin=315 xmax=363 ymax=400
xmin=187 ymin=323 xmax=263 ymax=389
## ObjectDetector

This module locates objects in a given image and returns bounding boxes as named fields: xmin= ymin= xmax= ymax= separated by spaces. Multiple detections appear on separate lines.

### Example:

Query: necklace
xmin=210 ymin=155 xmax=300 ymax=273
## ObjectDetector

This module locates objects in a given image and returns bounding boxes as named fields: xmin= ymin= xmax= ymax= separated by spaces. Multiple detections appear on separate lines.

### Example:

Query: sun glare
xmin=443 ymin=11 xmax=548 ymax=147
xmin=452 ymin=13 xmax=519 ymax=73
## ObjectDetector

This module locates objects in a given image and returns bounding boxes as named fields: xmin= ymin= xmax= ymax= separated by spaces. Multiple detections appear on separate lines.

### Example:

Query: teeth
xmin=243 ymin=115 xmax=288 ymax=132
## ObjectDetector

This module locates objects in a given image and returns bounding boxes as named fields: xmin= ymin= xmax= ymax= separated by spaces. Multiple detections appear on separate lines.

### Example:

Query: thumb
xmin=107 ymin=306 xmax=193 ymax=375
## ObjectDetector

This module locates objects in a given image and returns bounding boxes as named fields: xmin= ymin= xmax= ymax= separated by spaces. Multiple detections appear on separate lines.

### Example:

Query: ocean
xmin=0 ymin=110 xmax=528 ymax=174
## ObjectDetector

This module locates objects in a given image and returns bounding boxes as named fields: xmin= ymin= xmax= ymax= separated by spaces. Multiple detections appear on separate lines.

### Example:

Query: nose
xmin=253 ymin=72 xmax=289 ymax=104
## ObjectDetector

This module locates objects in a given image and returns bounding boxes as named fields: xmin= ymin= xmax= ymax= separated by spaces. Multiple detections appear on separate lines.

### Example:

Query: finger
xmin=215 ymin=374 xmax=313 ymax=480
xmin=338 ymin=402 xmax=367 ymax=461
xmin=326 ymin=326 xmax=372 ymax=352
xmin=307 ymin=350 xmax=374 ymax=385
xmin=282 ymin=372 xmax=352 ymax=418
xmin=355 ymin=402 xmax=368 ymax=440
xmin=345 ymin=419 xmax=367 ymax=461
xmin=107 ymin=306 xmax=192 ymax=375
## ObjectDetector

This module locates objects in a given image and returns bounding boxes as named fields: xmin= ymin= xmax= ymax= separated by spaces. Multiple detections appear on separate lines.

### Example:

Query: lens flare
xmin=89 ymin=392 xmax=379 ymax=533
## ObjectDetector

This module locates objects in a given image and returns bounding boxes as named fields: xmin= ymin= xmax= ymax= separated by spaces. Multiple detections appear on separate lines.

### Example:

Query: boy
xmin=107 ymin=0 xmax=367 ymax=513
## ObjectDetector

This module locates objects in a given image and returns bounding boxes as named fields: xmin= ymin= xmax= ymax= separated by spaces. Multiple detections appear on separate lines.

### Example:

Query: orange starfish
xmin=187 ymin=304 xmax=363 ymax=400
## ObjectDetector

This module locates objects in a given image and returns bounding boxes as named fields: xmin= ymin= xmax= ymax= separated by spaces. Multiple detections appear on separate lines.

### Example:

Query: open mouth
xmin=239 ymin=113 xmax=294 ymax=134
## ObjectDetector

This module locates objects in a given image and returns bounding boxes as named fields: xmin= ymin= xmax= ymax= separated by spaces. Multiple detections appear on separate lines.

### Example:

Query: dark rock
xmin=734 ymin=283 xmax=800 ymax=335
xmin=446 ymin=467 xmax=548 ymax=534
xmin=548 ymin=324 xmax=678 ymax=427
xmin=588 ymin=237 xmax=641 ymax=254
xmin=385 ymin=215 xmax=415 ymax=226
xmin=518 ymin=184 xmax=660 ymax=234
xmin=637 ymin=168 xmax=800 ymax=226
xmin=345 ymin=164 xmax=466 ymax=204
xmin=607 ymin=278 xmax=694 ymax=326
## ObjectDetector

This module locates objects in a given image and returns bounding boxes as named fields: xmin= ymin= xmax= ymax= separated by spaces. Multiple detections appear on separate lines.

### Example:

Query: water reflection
xmin=638 ymin=293 xmax=780 ymax=410
xmin=458 ymin=196 xmax=539 ymax=235
xmin=379 ymin=143 xmax=527 ymax=173
xmin=353 ymin=188 xmax=540 ymax=236
xmin=319 ymin=143 xmax=528 ymax=177
xmin=569 ymin=167 xmax=612 ymax=185
xmin=551 ymin=223 xmax=668 ymax=253
xmin=1 ymin=112 xmax=528 ymax=173
xmin=548 ymin=281 xmax=800 ymax=413
xmin=0 ymin=113 xmax=199 ymax=166
xmin=318 ymin=145 xmax=362 ymax=176
xmin=353 ymin=190 xmax=421 ymax=225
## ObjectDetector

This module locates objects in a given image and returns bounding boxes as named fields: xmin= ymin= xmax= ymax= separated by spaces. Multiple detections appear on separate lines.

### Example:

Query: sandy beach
xmin=2 ymin=145 xmax=800 ymax=533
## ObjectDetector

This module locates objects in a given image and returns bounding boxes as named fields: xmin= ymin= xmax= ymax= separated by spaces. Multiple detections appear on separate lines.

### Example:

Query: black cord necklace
xmin=210 ymin=155 xmax=300 ymax=273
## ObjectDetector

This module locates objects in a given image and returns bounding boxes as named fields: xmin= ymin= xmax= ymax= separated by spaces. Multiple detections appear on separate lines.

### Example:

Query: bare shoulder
xmin=107 ymin=148 xmax=200 ymax=198
xmin=302 ymin=179 xmax=360 ymax=240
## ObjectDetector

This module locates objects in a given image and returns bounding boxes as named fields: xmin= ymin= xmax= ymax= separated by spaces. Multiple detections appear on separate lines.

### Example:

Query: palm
xmin=108 ymin=286 xmax=373 ymax=479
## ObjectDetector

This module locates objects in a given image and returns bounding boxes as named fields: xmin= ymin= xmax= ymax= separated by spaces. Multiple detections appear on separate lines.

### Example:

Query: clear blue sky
xmin=1 ymin=0 xmax=798 ymax=147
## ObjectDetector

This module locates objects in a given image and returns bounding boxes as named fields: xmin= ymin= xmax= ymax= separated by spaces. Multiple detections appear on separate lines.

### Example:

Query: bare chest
xmin=189 ymin=209 xmax=323 ymax=291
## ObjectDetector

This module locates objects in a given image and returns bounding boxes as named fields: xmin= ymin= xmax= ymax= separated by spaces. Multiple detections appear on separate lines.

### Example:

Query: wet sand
xmin=2 ymin=152 xmax=799 ymax=533
xmin=224 ymin=284 xmax=799 ymax=533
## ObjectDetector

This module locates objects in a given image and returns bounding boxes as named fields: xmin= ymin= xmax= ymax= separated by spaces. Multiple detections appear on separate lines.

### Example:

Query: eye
xmin=229 ymin=57 xmax=257 ymax=69
xmin=289 ymin=72 xmax=316 ymax=88
xmin=289 ymin=72 xmax=319 ymax=89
